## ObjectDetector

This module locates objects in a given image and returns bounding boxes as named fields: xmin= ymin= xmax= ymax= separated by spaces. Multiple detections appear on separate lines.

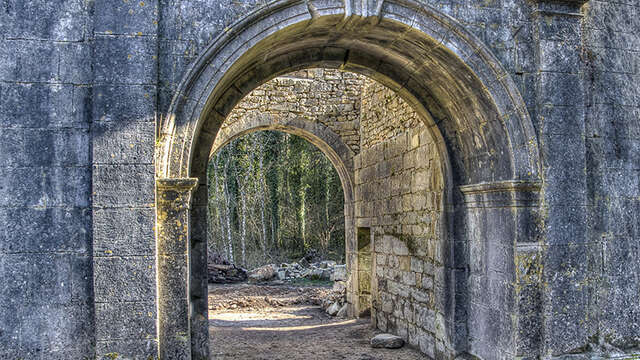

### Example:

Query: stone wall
xmin=359 ymin=80 xmax=422 ymax=149
xmin=582 ymin=0 xmax=640 ymax=352
xmin=354 ymin=81 xmax=447 ymax=357
xmin=1 ymin=0 xmax=640 ymax=359
xmin=215 ymin=69 xmax=363 ymax=154
xmin=0 ymin=2 xmax=94 ymax=358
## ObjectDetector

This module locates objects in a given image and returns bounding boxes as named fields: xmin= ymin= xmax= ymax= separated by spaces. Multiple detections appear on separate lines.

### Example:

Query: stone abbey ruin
xmin=1 ymin=0 xmax=640 ymax=359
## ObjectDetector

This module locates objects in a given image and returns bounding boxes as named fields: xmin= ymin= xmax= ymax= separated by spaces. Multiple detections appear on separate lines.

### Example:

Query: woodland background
xmin=207 ymin=131 xmax=345 ymax=269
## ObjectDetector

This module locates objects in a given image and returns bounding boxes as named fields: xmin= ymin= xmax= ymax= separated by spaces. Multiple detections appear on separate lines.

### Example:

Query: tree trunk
xmin=258 ymin=136 xmax=267 ymax=258
xmin=240 ymin=192 xmax=246 ymax=265
xmin=223 ymin=154 xmax=233 ymax=261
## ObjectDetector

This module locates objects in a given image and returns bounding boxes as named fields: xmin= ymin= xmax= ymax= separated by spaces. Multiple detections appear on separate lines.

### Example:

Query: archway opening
xmin=196 ymin=67 xmax=447 ymax=359
xmin=206 ymin=130 xmax=346 ymax=270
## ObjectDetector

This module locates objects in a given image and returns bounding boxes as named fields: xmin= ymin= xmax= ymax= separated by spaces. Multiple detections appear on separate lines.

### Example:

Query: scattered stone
xmin=277 ymin=270 xmax=287 ymax=280
xmin=321 ymin=269 xmax=332 ymax=280
xmin=332 ymin=265 xmax=347 ymax=281
xmin=326 ymin=301 xmax=341 ymax=316
xmin=308 ymin=268 xmax=324 ymax=279
xmin=319 ymin=260 xmax=337 ymax=269
xmin=208 ymin=252 xmax=248 ymax=284
xmin=322 ymin=297 xmax=333 ymax=310
xmin=240 ymin=259 xmax=347 ymax=287
xmin=371 ymin=334 xmax=404 ymax=349
xmin=337 ymin=303 xmax=348 ymax=318
xmin=333 ymin=281 xmax=347 ymax=293
xmin=248 ymin=264 xmax=277 ymax=282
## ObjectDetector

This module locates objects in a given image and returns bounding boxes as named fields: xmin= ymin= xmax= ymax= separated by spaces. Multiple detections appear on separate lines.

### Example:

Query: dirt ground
xmin=208 ymin=283 xmax=427 ymax=360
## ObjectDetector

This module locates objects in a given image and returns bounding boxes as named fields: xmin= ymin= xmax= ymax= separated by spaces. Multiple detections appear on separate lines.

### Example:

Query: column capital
xmin=156 ymin=177 xmax=199 ymax=191
xmin=459 ymin=180 xmax=542 ymax=208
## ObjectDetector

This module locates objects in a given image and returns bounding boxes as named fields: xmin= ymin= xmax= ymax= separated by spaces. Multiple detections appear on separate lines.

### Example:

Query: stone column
xmin=190 ymin=182 xmax=210 ymax=360
xmin=459 ymin=180 xmax=543 ymax=359
xmin=156 ymin=178 xmax=199 ymax=360
xmin=532 ymin=0 xmax=591 ymax=355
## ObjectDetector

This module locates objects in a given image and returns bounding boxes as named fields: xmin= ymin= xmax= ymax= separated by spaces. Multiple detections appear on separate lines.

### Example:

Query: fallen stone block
xmin=332 ymin=264 xmax=347 ymax=281
xmin=337 ymin=303 xmax=348 ymax=318
xmin=248 ymin=264 xmax=277 ymax=282
xmin=326 ymin=301 xmax=341 ymax=316
xmin=370 ymin=333 xmax=404 ymax=349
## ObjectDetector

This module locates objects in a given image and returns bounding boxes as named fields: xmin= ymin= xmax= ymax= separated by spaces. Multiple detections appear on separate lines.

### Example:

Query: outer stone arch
xmin=154 ymin=1 xmax=544 ymax=359
xmin=155 ymin=0 xmax=541 ymax=181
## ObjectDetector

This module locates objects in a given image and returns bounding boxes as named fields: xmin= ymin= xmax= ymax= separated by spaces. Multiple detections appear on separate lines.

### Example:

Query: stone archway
xmin=154 ymin=1 xmax=543 ymax=359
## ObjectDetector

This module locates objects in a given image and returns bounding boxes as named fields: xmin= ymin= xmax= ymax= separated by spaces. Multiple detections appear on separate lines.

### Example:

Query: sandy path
xmin=208 ymin=284 xmax=426 ymax=360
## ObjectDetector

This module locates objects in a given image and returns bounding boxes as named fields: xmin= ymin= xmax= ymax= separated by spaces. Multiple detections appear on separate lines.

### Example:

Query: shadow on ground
xmin=208 ymin=284 xmax=427 ymax=360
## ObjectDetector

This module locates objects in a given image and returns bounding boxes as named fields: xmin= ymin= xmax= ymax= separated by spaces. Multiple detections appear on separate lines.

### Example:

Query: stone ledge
xmin=156 ymin=178 xmax=199 ymax=191
xmin=459 ymin=180 xmax=542 ymax=195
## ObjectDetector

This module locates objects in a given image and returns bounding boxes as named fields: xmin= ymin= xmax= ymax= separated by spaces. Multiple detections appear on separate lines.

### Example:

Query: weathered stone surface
xmin=214 ymin=69 xmax=363 ymax=155
xmin=326 ymin=302 xmax=341 ymax=316
xmin=371 ymin=333 xmax=405 ymax=349
xmin=332 ymin=264 xmax=347 ymax=282
xmin=333 ymin=281 xmax=347 ymax=293
xmin=1 ymin=0 xmax=639 ymax=359
xmin=337 ymin=303 xmax=348 ymax=318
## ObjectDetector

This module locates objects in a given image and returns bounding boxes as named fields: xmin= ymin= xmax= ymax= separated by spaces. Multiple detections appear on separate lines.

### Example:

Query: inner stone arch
xmin=155 ymin=2 xmax=543 ymax=359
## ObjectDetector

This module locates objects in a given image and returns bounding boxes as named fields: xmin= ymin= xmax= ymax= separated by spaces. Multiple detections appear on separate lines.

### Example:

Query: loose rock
xmin=337 ymin=303 xmax=348 ymax=318
xmin=326 ymin=301 xmax=341 ymax=316
xmin=208 ymin=252 xmax=248 ymax=283
xmin=333 ymin=281 xmax=347 ymax=293
xmin=371 ymin=333 xmax=405 ymax=349
xmin=248 ymin=264 xmax=277 ymax=282
xmin=332 ymin=265 xmax=347 ymax=281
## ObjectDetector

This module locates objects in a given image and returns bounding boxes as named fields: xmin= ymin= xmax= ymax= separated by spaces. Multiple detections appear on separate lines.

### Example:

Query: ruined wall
xmin=354 ymin=80 xmax=447 ymax=358
xmin=1 ymin=0 xmax=640 ymax=359
xmin=214 ymin=68 xmax=363 ymax=154
xmin=90 ymin=2 xmax=159 ymax=357
xmin=359 ymin=81 xmax=422 ymax=149
xmin=0 ymin=2 xmax=94 ymax=358
xmin=581 ymin=0 xmax=640 ymax=352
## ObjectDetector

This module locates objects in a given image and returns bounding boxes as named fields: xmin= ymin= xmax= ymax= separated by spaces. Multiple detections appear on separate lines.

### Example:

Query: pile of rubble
xmin=245 ymin=258 xmax=349 ymax=317
xmin=207 ymin=284 xmax=334 ymax=311
xmin=208 ymin=252 xmax=248 ymax=284
xmin=320 ymin=278 xmax=348 ymax=317
xmin=322 ymin=263 xmax=348 ymax=317
xmin=247 ymin=260 xmax=346 ymax=284
xmin=207 ymin=251 xmax=349 ymax=286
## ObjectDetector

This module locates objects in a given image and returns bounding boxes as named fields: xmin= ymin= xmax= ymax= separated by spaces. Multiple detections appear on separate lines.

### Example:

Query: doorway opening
xmin=206 ymin=130 xmax=346 ymax=271
xmin=198 ymin=67 xmax=447 ymax=359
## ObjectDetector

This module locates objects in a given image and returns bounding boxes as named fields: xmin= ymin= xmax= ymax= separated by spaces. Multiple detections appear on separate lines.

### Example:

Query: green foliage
xmin=207 ymin=131 xmax=345 ymax=269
